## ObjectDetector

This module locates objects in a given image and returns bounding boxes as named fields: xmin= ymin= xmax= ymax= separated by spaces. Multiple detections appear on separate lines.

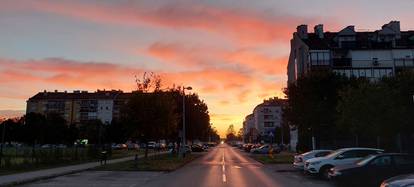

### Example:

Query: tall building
xmin=287 ymin=21 xmax=414 ymax=151
xmin=26 ymin=90 xmax=133 ymax=125
xmin=288 ymin=21 xmax=414 ymax=84
xmin=242 ymin=114 xmax=256 ymax=142
xmin=243 ymin=98 xmax=286 ymax=143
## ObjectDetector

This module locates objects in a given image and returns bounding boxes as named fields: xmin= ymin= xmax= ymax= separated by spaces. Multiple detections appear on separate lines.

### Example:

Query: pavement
xmin=0 ymin=152 xmax=165 ymax=187
xmin=21 ymin=144 xmax=334 ymax=187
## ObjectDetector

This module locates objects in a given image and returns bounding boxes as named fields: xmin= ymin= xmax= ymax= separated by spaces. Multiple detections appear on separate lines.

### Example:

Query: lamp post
xmin=181 ymin=86 xmax=192 ymax=158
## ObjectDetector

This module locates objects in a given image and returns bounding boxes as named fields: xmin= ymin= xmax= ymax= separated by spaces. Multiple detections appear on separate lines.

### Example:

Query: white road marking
xmin=222 ymin=151 xmax=226 ymax=183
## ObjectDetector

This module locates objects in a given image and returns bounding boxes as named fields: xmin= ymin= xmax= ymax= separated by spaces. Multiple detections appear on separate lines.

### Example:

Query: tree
xmin=122 ymin=92 xmax=178 ymax=157
xmin=284 ymin=71 xmax=349 ymax=151
xmin=226 ymin=125 xmax=237 ymax=141
xmin=78 ymin=120 xmax=105 ymax=145
xmin=24 ymin=112 xmax=47 ymax=144
xmin=237 ymin=128 xmax=243 ymax=140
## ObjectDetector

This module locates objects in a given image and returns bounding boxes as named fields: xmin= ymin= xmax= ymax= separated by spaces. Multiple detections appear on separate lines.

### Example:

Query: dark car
xmin=380 ymin=173 xmax=414 ymax=187
xmin=191 ymin=144 xmax=205 ymax=152
xmin=329 ymin=153 xmax=414 ymax=187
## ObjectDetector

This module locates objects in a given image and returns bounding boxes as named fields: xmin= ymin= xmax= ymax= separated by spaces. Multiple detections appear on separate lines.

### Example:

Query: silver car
xmin=381 ymin=174 xmax=414 ymax=187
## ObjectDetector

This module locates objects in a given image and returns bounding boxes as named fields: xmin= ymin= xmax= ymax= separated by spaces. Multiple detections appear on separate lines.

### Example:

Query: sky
xmin=1 ymin=0 xmax=414 ymax=137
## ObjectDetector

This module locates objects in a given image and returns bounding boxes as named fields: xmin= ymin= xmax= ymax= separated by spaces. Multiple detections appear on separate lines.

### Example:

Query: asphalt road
xmin=145 ymin=143 xmax=333 ymax=187
xmin=24 ymin=144 xmax=333 ymax=187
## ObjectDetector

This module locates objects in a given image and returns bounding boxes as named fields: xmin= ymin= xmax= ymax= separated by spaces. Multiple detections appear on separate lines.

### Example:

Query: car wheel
xmin=320 ymin=165 xmax=333 ymax=180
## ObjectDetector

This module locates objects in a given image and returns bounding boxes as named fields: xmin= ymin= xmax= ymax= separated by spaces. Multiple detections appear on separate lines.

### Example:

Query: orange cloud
xmin=145 ymin=42 xmax=288 ymax=75
xmin=22 ymin=1 xmax=306 ymax=45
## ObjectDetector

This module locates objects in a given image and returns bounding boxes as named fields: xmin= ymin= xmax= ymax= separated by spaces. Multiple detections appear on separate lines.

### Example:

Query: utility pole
xmin=181 ymin=86 xmax=192 ymax=158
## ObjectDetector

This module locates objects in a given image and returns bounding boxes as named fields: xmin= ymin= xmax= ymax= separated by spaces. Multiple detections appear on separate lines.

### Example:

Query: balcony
xmin=332 ymin=58 xmax=352 ymax=67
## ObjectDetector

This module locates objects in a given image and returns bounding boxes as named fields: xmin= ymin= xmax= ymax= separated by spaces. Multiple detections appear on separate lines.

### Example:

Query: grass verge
xmin=93 ymin=153 xmax=201 ymax=172
xmin=250 ymin=152 xmax=294 ymax=164
xmin=0 ymin=149 xmax=148 ymax=176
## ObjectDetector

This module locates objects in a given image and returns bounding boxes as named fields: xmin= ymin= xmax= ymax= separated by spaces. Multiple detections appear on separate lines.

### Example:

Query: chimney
xmin=296 ymin=25 xmax=308 ymax=39
xmin=314 ymin=24 xmax=324 ymax=39
xmin=382 ymin=21 xmax=401 ymax=39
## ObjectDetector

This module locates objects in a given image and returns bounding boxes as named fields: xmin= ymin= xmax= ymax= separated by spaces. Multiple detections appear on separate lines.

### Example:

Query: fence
xmin=0 ymin=145 xmax=146 ymax=173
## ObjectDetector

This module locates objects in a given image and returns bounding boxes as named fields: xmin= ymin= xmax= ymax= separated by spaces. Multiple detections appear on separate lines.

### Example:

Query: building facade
xmin=26 ymin=90 xmax=132 ymax=125
xmin=287 ymin=21 xmax=414 ymax=151
xmin=243 ymin=98 xmax=286 ymax=143
xmin=288 ymin=21 xmax=414 ymax=84
xmin=242 ymin=114 xmax=256 ymax=143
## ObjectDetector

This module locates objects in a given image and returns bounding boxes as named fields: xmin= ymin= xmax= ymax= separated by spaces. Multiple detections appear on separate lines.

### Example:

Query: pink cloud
xmin=22 ymin=1 xmax=311 ymax=45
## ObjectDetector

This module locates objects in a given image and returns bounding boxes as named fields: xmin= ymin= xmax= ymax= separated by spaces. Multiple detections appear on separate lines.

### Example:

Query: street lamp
xmin=181 ymin=86 xmax=192 ymax=158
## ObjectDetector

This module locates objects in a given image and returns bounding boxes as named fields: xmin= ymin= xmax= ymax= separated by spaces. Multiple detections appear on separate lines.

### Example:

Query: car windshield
xmin=324 ymin=149 xmax=343 ymax=158
xmin=356 ymin=155 xmax=376 ymax=166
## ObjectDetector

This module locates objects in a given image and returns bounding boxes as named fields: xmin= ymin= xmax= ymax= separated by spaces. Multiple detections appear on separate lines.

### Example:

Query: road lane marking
xmin=222 ymin=150 xmax=226 ymax=183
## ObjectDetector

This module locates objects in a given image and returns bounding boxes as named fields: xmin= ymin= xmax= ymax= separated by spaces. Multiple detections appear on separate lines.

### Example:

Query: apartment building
xmin=242 ymin=114 xmax=256 ymax=142
xmin=243 ymin=98 xmax=286 ymax=143
xmin=287 ymin=21 xmax=414 ymax=151
xmin=26 ymin=90 xmax=132 ymax=125
xmin=288 ymin=21 xmax=414 ymax=84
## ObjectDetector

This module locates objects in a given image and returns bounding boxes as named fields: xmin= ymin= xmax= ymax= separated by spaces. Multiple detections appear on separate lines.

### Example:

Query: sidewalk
xmin=0 ymin=152 xmax=167 ymax=187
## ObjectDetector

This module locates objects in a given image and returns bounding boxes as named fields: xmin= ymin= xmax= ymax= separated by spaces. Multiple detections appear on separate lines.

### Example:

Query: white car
xmin=293 ymin=150 xmax=332 ymax=169
xmin=304 ymin=147 xmax=383 ymax=179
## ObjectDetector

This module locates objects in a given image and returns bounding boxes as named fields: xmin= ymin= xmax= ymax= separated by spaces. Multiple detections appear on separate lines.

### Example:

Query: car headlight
xmin=310 ymin=161 xmax=321 ymax=165
xmin=380 ymin=182 xmax=404 ymax=187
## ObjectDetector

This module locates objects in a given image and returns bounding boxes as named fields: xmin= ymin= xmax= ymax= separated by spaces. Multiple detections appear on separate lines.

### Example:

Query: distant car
xmin=304 ymin=147 xmax=383 ymax=179
xmin=191 ymin=144 xmax=205 ymax=152
xmin=293 ymin=150 xmax=332 ymax=170
xmin=41 ymin=144 xmax=53 ymax=148
xmin=381 ymin=173 xmax=414 ymax=187
xmin=56 ymin=144 xmax=67 ymax=149
xmin=127 ymin=143 xmax=139 ymax=150
xmin=330 ymin=153 xmax=414 ymax=187
xmin=251 ymin=144 xmax=279 ymax=154
xmin=184 ymin=145 xmax=192 ymax=153
xmin=147 ymin=141 xmax=156 ymax=149
xmin=112 ymin=143 xmax=127 ymax=150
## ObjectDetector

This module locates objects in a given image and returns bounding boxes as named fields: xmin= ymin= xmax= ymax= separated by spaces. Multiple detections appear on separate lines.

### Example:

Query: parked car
xmin=127 ymin=143 xmax=139 ymax=150
xmin=243 ymin=144 xmax=253 ymax=152
xmin=304 ymin=147 xmax=383 ymax=179
xmin=293 ymin=150 xmax=332 ymax=169
xmin=184 ymin=145 xmax=192 ymax=153
xmin=251 ymin=144 xmax=280 ymax=154
xmin=330 ymin=153 xmax=414 ymax=187
xmin=381 ymin=173 xmax=414 ymax=187
xmin=112 ymin=143 xmax=127 ymax=150
xmin=147 ymin=141 xmax=156 ymax=149
xmin=191 ymin=144 xmax=205 ymax=152
xmin=41 ymin=144 xmax=53 ymax=148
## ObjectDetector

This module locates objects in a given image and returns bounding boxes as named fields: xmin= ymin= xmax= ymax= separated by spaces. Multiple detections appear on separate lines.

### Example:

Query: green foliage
xmin=121 ymin=91 xmax=178 ymax=142
xmin=285 ymin=70 xmax=414 ymax=152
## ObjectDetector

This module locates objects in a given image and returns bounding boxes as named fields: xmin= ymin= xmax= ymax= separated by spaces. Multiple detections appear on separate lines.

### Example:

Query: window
xmin=394 ymin=155 xmax=414 ymax=165
xmin=315 ymin=151 xmax=331 ymax=157
xmin=264 ymin=115 xmax=273 ymax=120
xmin=370 ymin=156 xmax=392 ymax=166
xmin=310 ymin=52 xmax=330 ymax=66
xmin=263 ymin=108 xmax=271 ymax=113
xmin=338 ymin=150 xmax=359 ymax=159
xmin=264 ymin=122 xmax=274 ymax=127
xmin=356 ymin=150 xmax=381 ymax=157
